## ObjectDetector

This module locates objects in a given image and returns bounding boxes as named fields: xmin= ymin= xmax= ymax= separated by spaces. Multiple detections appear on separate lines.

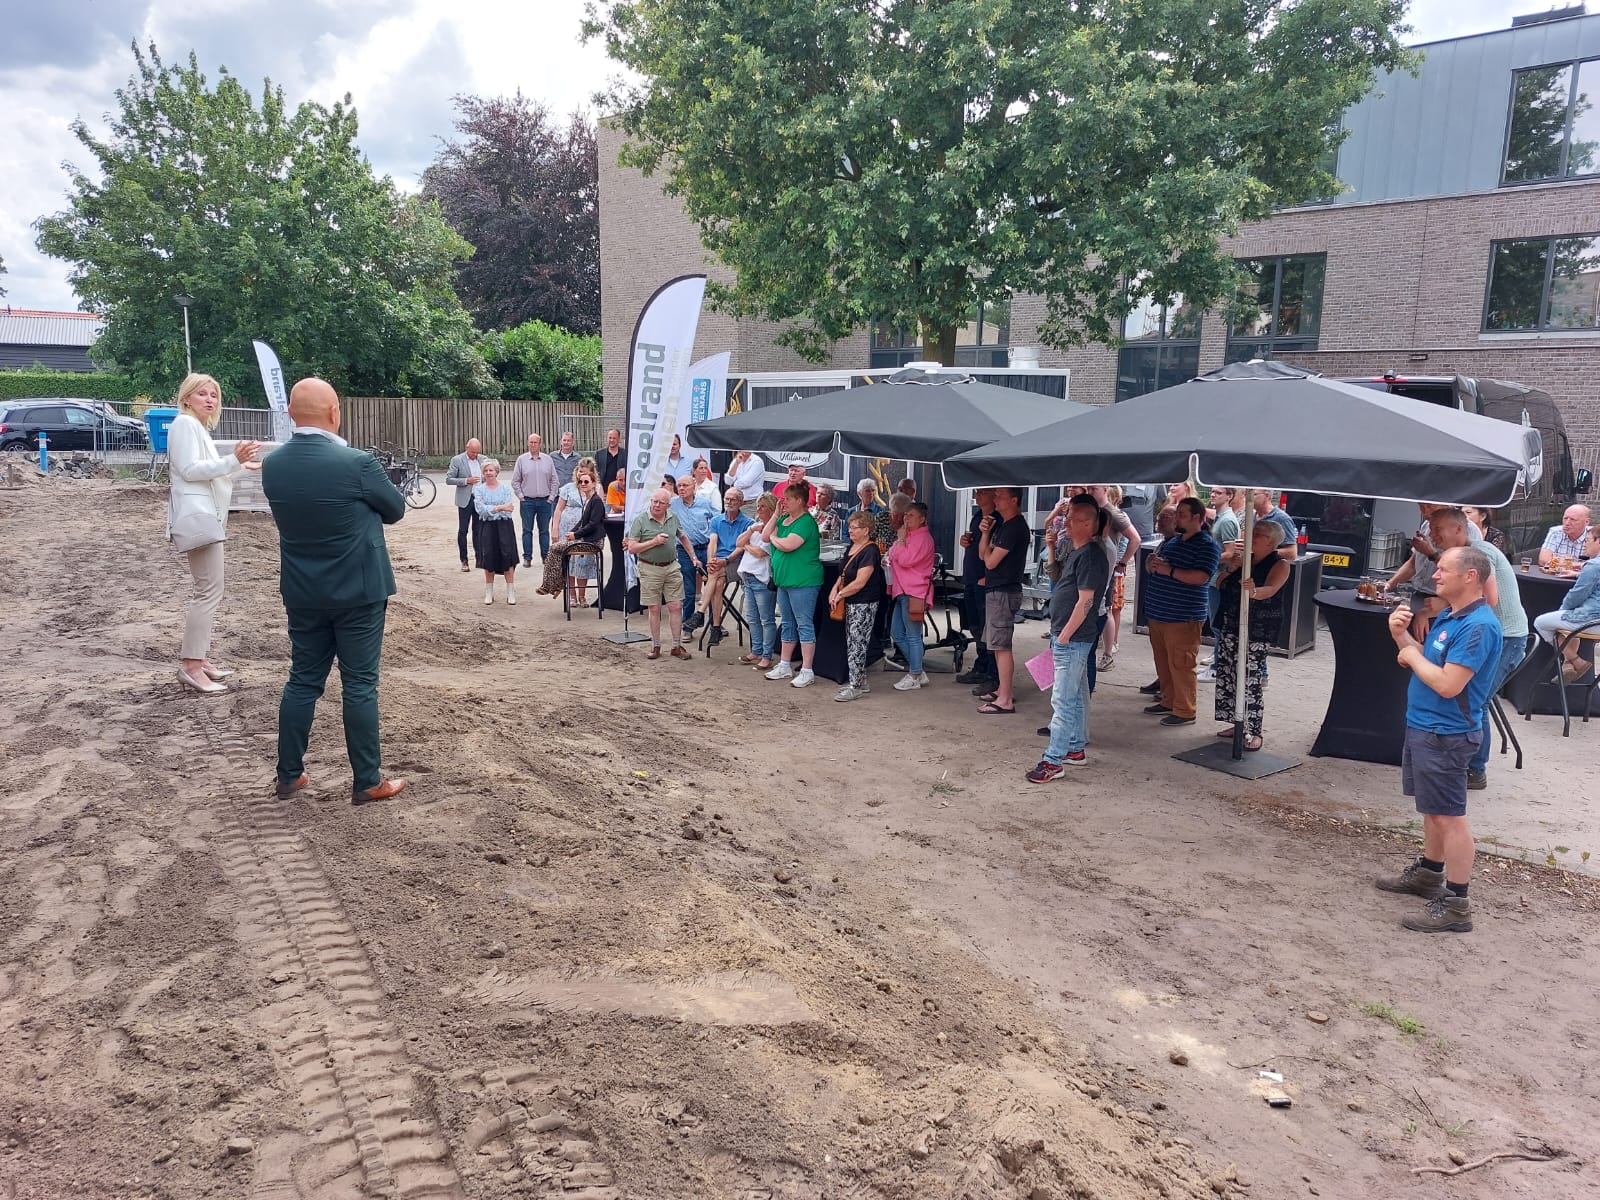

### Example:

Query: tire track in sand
xmin=193 ymin=706 xmax=464 ymax=1200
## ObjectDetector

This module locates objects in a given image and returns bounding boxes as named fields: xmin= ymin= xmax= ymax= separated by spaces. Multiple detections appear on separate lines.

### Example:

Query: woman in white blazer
xmin=168 ymin=373 xmax=260 ymax=693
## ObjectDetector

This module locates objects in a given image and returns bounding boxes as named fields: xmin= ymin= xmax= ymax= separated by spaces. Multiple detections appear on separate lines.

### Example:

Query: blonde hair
xmin=175 ymin=373 xmax=223 ymax=430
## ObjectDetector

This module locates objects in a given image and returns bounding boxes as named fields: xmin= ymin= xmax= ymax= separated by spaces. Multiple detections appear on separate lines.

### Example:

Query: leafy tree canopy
xmin=423 ymin=94 xmax=600 ymax=336
xmin=584 ymin=0 xmax=1414 ymax=362
xmin=36 ymin=43 xmax=499 ymax=402
xmin=478 ymin=319 xmax=602 ymax=406
xmin=0 ymin=252 xmax=7 ymax=299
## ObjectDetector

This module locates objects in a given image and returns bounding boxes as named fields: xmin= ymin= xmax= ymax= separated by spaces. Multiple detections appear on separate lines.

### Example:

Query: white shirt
xmin=738 ymin=526 xmax=772 ymax=584
xmin=292 ymin=425 xmax=349 ymax=446
xmin=729 ymin=453 xmax=767 ymax=497
xmin=696 ymin=477 xmax=723 ymax=512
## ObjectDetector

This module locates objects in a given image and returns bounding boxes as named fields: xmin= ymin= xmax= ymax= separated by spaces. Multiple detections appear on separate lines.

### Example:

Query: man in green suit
xmin=262 ymin=378 xmax=408 ymax=805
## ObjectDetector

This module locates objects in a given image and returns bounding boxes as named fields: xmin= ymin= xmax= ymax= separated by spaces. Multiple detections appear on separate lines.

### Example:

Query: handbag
xmin=907 ymin=596 xmax=927 ymax=624
xmin=168 ymin=494 xmax=225 ymax=552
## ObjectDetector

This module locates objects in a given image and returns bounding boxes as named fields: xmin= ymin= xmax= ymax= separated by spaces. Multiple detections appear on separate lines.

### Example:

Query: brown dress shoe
xmin=352 ymin=779 xmax=406 ymax=805
xmin=647 ymin=646 xmax=662 ymax=659
xmin=274 ymin=773 xmax=308 ymax=799
xmin=670 ymin=645 xmax=690 ymax=659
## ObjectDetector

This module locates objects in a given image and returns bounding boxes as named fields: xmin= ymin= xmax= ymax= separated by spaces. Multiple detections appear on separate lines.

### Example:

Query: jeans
xmin=891 ymin=594 xmax=926 ymax=675
xmin=777 ymin=584 xmax=820 ymax=645
xmin=278 ymin=601 xmax=388 ymax=792
xmin=743 ymin=578 xmax=776 ymax=657
xmin=1471 ymin=634 xmax=1527 ymax=774
xmin=1044 ymin=639 xmax=1093 ymax=763
xmin=678 ymin=543 xmax=708 ymax=612
xmin=456 ymin=503 xmax=478 ymax=565
xmin=520 ymin=496 xmax=552 ymax=561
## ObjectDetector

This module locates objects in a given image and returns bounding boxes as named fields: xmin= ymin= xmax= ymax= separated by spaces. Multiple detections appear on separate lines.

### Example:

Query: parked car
xmin=1282 ymin=374 xmax=1591 ymax=581
xmin=0 ymin=399 xmax=149 ymax=452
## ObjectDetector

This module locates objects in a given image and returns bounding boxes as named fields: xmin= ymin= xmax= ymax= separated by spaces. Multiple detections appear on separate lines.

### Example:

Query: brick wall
xmin=598 ymin=124 xmax=851 ymax=425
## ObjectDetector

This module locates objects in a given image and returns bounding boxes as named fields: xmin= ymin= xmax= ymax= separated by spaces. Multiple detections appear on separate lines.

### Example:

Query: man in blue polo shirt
xmin=1376 ymin=544 xmax=1501 ymax=934
xmin=670 ymin=474 xmax=715 ymax=638
xmin=1141 ymin=496 xmax=1220 ymax=725
xmin=702 ymin=487 xmax=754 ymax=647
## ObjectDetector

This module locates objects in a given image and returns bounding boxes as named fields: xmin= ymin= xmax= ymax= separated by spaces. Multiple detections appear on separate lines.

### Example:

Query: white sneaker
xmin=834 ymin=685 xmax=865 ymax=702
xmin=484 ymin=589 xmax=494 ymax=604
xmin=1197 ymin=667 xmax=1215 ymax=682
xmin=765 ymin=662 xmax=794 ymax=681
xmin=893 ymin=673 xmax=923 ymax=691
xmin=790 ymin=668 xmax=815 ymax=688
xmin=506 ymin=588 xmax=516 ymax=605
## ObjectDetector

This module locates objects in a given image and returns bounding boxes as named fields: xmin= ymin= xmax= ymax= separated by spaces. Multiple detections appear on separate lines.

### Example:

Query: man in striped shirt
xmin=1141 ymin=496 xmax=1221 ymax=725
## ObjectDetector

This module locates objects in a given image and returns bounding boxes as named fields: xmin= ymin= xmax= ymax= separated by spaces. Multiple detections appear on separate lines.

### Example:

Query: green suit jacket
xmin=262 ymin=433 xmax=406 ymax=610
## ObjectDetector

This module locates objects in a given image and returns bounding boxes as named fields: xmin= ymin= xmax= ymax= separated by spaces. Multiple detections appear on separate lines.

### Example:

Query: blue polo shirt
xmin=669 ymin=494 xmax=714 ymax=545
xmin=707 ymin=510 xmax=753 ymax=559
xmin=1406 ymin=599 xmax=1502 ymax=735
xmin=1143 ymin=531 xmax=1220 ymax=622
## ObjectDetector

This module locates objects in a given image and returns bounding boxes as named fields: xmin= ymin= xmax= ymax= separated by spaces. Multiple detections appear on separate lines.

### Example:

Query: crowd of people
xmin=164 ymin=389 xmax=1597 ymax=932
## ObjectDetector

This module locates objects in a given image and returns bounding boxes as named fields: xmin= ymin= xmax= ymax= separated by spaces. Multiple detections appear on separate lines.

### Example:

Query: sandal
xmin=975 ymin=690 xmax=998 ymax=704
xmin=1244 ymin=735 xmax=1263 ymax=752
xmin=739 ymin=653 xmax=760 ymax=665
xmin=977 ymin=701 xmax=1015 ymax=715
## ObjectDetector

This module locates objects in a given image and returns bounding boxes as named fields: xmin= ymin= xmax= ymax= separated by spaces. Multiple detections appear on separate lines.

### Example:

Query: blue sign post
xmin=37 ymin=432 xmax=48 ymax=474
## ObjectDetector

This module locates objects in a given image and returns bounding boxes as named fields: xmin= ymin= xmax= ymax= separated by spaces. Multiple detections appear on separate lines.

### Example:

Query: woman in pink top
xmin=886 ymin=500 xmax=936 ymax=690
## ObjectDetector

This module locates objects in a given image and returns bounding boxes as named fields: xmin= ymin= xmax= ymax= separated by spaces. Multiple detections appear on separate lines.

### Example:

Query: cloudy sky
xmin=0 ymin=0 xmax=1534 ymax=311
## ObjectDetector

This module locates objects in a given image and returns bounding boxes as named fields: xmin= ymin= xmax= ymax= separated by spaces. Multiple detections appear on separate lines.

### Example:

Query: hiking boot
xmin=1401 ymin=894 xmax=1472 ymax=933
xmin=1139 ymin=679 xmax=1162 ymax=695
xmin=707 ymin=625 xmax=726 ymax=647
xmin=1374 ymin=860 xmax=1446 ymax=899
xmin=1466 ymin=769 xmax=1487 ymax=791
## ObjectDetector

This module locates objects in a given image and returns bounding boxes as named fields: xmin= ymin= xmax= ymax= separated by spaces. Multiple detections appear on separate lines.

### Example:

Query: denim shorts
xmin=1401 ymin=726 xmax=1480 ymax=817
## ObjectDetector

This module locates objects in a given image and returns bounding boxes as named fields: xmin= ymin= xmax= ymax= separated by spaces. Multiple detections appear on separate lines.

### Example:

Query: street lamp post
xmin=175 ymin=293 xmax=194 ymax=374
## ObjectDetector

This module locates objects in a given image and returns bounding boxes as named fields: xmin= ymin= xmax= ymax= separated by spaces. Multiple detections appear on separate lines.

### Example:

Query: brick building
xmin=599 ymin=7 xmax=1600 ymax=474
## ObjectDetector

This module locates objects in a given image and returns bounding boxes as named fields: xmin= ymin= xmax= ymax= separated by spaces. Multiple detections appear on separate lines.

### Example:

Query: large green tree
xmin=36 ymin=44 xmax=498 ymax=401
xmin=584 ymin=0 xmax=1413 ymax=363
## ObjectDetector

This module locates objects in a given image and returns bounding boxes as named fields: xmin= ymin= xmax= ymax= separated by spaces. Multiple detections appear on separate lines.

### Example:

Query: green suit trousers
xmin=276 ymin=601 xmax=388 ymax=792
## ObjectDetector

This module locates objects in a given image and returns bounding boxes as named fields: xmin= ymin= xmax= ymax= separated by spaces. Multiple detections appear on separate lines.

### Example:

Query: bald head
xmin=288 ymin=378 xmax=340 ymax=432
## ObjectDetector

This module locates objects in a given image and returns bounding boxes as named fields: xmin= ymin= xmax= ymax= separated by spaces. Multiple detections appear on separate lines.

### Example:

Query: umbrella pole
xmin=1232 ymin=507 xmax=1254 ymax=761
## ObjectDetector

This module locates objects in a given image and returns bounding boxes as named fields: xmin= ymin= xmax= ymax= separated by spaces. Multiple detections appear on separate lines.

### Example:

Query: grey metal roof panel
xmin=0 ymin=312 xmax=105 ymax=348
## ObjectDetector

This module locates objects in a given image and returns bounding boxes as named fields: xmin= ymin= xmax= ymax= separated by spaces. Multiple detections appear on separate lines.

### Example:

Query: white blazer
xmin=167 ymin=411 xmax=245 ymax=535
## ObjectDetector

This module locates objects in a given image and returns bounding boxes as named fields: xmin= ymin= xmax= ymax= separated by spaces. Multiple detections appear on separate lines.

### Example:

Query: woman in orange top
xmin=606 ymin=469 xmax=626 ymax=512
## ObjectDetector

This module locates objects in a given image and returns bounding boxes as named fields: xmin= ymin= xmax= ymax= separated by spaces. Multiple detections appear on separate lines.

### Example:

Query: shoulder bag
xmin=168 ymin=500 xmax=225 ymax=552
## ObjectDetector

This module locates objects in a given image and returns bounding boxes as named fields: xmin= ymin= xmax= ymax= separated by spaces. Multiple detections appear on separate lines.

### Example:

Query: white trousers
xmin=182 ymin=541 xmax=226 ymax=660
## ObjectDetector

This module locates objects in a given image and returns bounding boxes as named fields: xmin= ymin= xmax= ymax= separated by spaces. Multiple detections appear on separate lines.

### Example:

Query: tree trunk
xmin=918 ymin=320 xmax=957 ymax=366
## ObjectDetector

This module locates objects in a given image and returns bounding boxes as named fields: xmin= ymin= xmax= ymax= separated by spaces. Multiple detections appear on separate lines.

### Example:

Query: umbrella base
xmin=603 ymin=630 xmax=652 ymax=645
xmin=1173 ymin=739 xmax=1300 ymax=780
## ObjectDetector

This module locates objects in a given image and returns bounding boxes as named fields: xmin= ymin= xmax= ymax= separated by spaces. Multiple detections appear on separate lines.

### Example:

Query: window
xmin=1484 ymin=234 xmax=1600 ymax=331
xmin=1226 ymin=254 xmax=1325 ymax=362
xmin=868 ymin=301 xmax=1010 ymax=369
xmin=1503 ymin=58 xmax=1600 ymax=183
xmin=1116 ymin=290 xmax=1201 ymax=400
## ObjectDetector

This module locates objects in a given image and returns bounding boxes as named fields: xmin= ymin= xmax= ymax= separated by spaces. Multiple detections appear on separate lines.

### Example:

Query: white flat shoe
xmin=178 ymin=668 xmax=227 ymax=694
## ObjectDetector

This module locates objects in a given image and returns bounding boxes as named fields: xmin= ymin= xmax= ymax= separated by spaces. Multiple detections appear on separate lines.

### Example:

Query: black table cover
xmin=601 ymin=516 xmax=640 ymax=613
xmin=1309 ymin=589 xmax=1412 ymax=765
xmin=1506 ymin=567 xmax=1581 ymax=716
xmin=775 ymin=559 xmax=885 ymax=684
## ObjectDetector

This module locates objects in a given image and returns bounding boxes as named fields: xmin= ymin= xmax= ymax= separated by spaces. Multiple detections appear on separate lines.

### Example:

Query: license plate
xmin=1321 ymin=552 xmax=1351 ymax=568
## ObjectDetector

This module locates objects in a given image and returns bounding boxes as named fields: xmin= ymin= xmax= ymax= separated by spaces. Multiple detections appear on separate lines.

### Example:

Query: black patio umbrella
xmin=942 ymin=364 xmax=1542 ymax=774
xmin=688 ymin=368 xmax=1094 ymax=463
xmin=941 ymin=366 xmax=1541 ymax=506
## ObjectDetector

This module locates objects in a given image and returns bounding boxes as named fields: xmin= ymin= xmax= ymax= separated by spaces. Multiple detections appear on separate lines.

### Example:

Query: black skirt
xmin=476 ymin=518 xmax=519 ymax=575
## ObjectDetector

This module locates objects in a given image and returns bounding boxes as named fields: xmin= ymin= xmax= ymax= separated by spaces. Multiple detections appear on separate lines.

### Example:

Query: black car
xmin=0 ymin=399 xmax=149 ymax=452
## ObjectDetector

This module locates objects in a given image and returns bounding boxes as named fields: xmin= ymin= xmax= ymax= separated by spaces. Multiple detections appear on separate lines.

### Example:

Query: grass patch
xmin=1359 ymin=999 xmax=1425 ymax=1036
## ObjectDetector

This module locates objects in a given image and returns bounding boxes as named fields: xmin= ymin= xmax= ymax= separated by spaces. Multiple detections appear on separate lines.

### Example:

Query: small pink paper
xmin=1024 ymin=648 xmax=1056 ymax=691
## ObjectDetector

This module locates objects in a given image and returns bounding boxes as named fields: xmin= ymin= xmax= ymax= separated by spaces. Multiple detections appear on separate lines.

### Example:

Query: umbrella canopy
xmin=688 ymin=369 xmax=1093 ymax=463
xmin=941 ymin=370 xmax=1542 ymax=506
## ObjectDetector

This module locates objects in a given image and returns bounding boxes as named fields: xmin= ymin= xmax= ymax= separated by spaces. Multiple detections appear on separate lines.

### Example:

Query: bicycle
xmin=392 ymin=456 xmax=437 ymax=509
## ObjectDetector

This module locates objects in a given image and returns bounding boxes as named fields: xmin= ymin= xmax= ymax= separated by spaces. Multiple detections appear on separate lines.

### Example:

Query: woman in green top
xmin=762 ymin=480 xmax=824 ymax=687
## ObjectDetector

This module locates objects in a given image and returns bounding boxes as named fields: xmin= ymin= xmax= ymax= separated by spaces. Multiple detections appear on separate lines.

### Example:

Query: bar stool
xmin=563 ymin=543 xmax=604 ymax=620
xmin=1551 ymin=621 xmax=1600 ymax=736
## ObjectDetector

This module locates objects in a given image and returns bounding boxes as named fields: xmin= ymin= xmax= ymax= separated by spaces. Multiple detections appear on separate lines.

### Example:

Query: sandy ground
xmin=1 ymin=470 xmax=1596 ymax=1200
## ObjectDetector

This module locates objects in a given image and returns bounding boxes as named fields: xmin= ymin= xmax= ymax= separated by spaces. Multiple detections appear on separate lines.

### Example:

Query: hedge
xmin=0 ymin=369 xmax=144 ymax=405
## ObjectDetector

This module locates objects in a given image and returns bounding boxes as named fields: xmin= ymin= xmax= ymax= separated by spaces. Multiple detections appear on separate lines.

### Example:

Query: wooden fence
xmin=340 ymin=397 xmax=601 ymax=460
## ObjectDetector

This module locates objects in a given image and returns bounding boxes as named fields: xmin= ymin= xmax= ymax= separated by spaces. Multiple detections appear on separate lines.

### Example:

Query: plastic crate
xmin=143 ymin=407 xmax=179 ymax=454
xmin=1368 ymin=529 xmax=1406 ymax=572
